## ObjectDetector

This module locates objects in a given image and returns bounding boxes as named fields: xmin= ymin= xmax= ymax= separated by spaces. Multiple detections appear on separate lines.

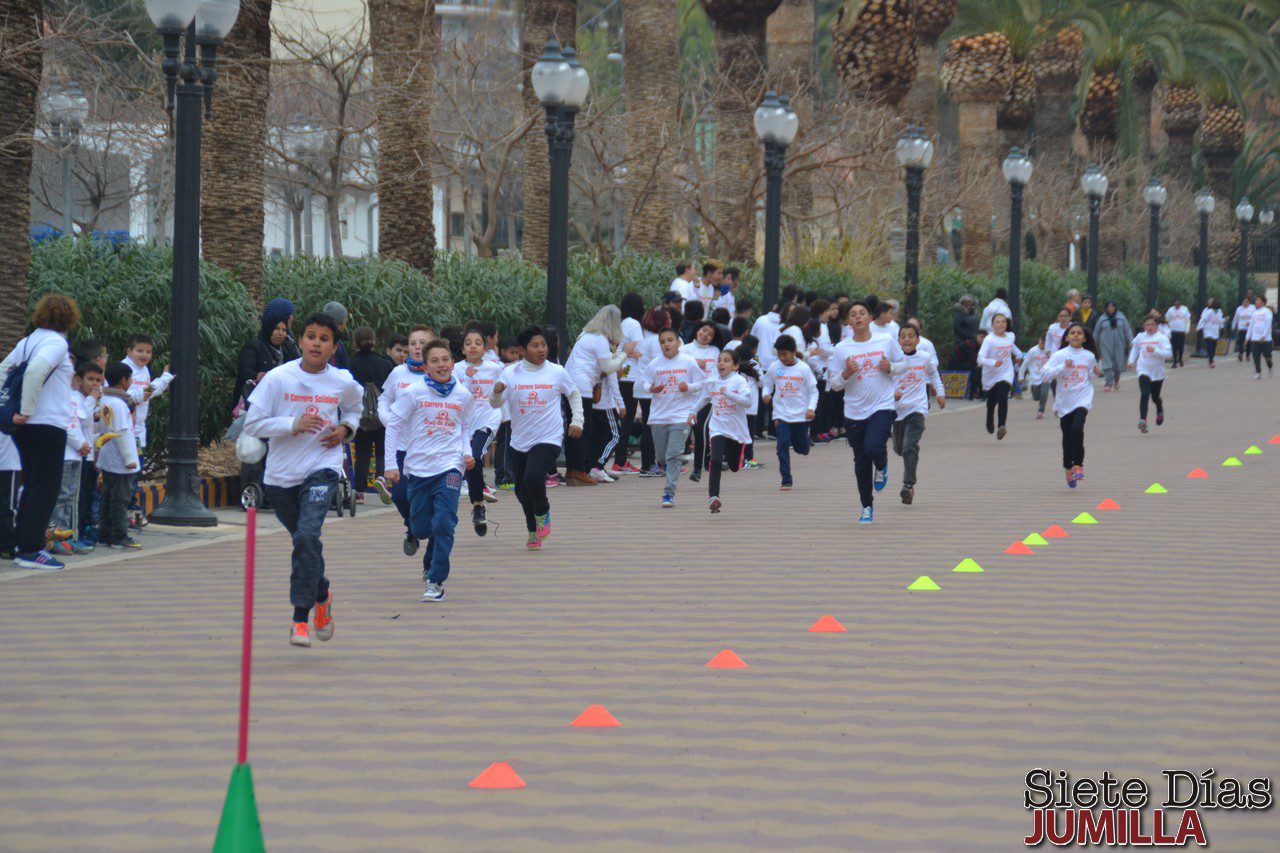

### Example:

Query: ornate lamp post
xmin=42 ymin=80 xmax=89 ymax=237
xmin=755 ymin=91 xmax=799 ymax=313
xmin=1235 ymin=196 xmax=1254 ymax=306
xmin=146 ymin=0 xmax=240 ymax=527
xmin=532 ymin=40 xmax=588 ymax=344
xmin=1194 ymin=189 xmax=1215 ymax=355
xmin=895 ymin=126 xmax=934 ymax=319
xmin=1142 ymin=177 xmax=1167 ymax=311
xmin=1002 ymin=146 xmax=1033 ymax=341
xmin=1080 ymin=164 xmax=1108 ymax=302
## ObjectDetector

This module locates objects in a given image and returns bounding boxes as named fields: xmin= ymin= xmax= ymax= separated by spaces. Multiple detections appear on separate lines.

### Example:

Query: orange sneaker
xmin=290 ymin=621 xmax=312 ymax=647
xmin=313 ymin=591 xmax=334 ymax=641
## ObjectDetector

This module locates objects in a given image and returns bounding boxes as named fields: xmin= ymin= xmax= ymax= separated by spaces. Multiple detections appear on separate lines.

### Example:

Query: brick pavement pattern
xmin=1 ymin=360 xmax=1278 ymax=850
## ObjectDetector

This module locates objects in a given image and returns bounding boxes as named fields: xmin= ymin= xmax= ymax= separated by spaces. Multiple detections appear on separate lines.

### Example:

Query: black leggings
xmin=614 ymin=381 xmax=639 ymax=466
xmin=1251 ymin=341 xmax=1273 ymax=373
xmin=587 ymin=407 xmax=620 ymax=470
xmin=464 ymin=428 xmax=494 ymax=505
xmin=1059 ymin=407 xmax=1088 ymax=470
xmin=707 ymin=435 xmax=744 ymax=498
xmin=985 ymin=381 xmax=1011 ymax=430
xmin=353 ymin=426 xmax=385 ymax=494
xmin=1170 ymin=331 xmax=1186 ymax=366
xmin=692 ymin=403 xmax=711 ymax=471
xmin=1138 ymin=376 xmax=1164 ymax=421
xmin=1203 ymin=337 xmax=1217 ymax=366
xmin=13 ymin=424 xmax=67 ymax=555
xmin=510 ymin=442 xmax=559 ymax=533
xmin=636 ymin=398 xmax=655 ymax=469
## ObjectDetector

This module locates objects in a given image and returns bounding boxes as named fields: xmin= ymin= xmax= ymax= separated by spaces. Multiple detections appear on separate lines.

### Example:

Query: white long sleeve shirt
xmin=751 ymin=312 xmax=783 ymax=370
xmin=827 ymin=335 xmax=907 ymax=421
xmin=123 ymin=357 xmax=173 ymax=449
xmin=489 ymin=360 xmax=582 ymax=453
xmin=378 ymin=363 xmax=425 ymax=455
xmin=1045 ymin=322 xmax=1068 ymax=353
xmin=392 ymin=380 xmax=477 ymax=478
xmin=1166 ymin=305 xmax=1191 ymax=333
xmin=1233 ymin=304 xmax=1256 ymax=332
xmin=632 ymin=332 xmax=660 ymax=401
xmin=680 ymin=341 xmax=720 ymax=381
xmin=894 ymin=351 xmax=944 ymax=419
xmin=1129 ymin=332 xmax=1173 ymax=381
xmin=642 ymin=353 xmax=706 ymax=425
xmin=565 ymin=332 xmax=625 ymax=398
xmin=1040 ymin=346 xmax=1098 ymax=416
xmin=762 ymin=359 xmax=818 ymax=423
xmin=63 ymin=390 xmax=93 ymax=462
xmin=695 ymin=373 xmax=754 ymax=445
xmin=242 ymin=360 xmax=364 ymax=488
xmin=1020 ymin=345 xmax=1051 ymax=386
xmin=977 ymin=332 xmax=1022 ymax=389
xmin=869 ymin=319 xmax=900 ymax=341
xmin=980 ymin=298 xmax=1011 ymax=333
xmin=620 ymin=317 xmax=644 ymax=383
xmin=95 ymin=392 xmax=140 ymax=474
xmin=0 ymin=329 xmax=74 ymax=428
xmin=452 ymin=359 xmax=504 ymax=434
xmin=1197 ymin=308 xmax=1225 ymax=338
xmin=1246 ymin=307 xmax=1274 ymax=342
xmin=0 ymin=433 xmax=18 ymax=471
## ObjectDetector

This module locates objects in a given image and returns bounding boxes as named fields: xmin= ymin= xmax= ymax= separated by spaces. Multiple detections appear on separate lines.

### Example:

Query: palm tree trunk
xmin=1165 ymin=131 xmax=1194 ymax=183
xmin=519 ymin=0 xmax=576 ymax=267
xmin=369 ymin=0 xmax=436 ymax=275
xmin=1136 ymin=80 xmax=1155 ymax=168
xmin=623 ymin=0 xmax=679 ymax=253
xmin=201 ymin=0 xmax=271 ymax=308
xmin=767 ymin=0 xmax=814 ymax=219
xmin=0 ymin=0 xmax=42 ymax=351
xmin=900 ymin=39 xmax=940 ymax=134
xmin=957 ymin=101 xmax=997 ymax=273
xmin=710 ymin=24 xmax=769 ymax=261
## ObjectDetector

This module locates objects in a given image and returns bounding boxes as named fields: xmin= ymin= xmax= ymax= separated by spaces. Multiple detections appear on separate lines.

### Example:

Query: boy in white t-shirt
xmin=122 ymin=334 xmax=174 ymax=530
xmin=243 ymin=314 xmax=364 ymax=648
xmin=49 ymin=362 xmax=102 ymax=554
xmin=0 ymin=432 xmax=18 ymax=560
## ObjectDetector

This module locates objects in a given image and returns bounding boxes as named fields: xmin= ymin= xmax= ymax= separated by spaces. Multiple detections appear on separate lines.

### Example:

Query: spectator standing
xmin=348 ymin=326 xmax=392 ymax=501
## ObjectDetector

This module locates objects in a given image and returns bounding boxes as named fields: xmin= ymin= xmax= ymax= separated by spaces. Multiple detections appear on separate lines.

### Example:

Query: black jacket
xmin=233 ymin=318 xmax=299 ymax=410
xmin=348 ymin=349 xmax=392 ymax=390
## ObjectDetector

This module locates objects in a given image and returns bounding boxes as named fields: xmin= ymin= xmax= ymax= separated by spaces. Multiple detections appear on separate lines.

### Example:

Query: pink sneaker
xmin=1035 ymin=411 xmax=1044 ymax=419
xmin=536 ymin=511 xmax=551 ymax=539
xmin=545 ymin=474 xmax=561 ymax=488
xmin=526 ymin=532 xmax=541 ymax=550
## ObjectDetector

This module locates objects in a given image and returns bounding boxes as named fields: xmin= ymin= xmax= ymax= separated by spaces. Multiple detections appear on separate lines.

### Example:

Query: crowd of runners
xmin=1 ymin=262 xmax=1274 ymax=648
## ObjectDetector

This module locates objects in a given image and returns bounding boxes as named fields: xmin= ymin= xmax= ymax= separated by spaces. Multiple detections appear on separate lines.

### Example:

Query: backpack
xmin=0 ymin=338 xmax=53 ymax=436
xmin=358 ymin=381 xmax=381 ymax=431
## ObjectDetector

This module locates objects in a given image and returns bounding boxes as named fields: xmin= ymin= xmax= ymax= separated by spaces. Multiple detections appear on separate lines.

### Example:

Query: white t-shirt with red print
xmin=493 ymin=360 xmax=578 ymax=452
xmin=392 ymin=379 xmax=478 ymax=478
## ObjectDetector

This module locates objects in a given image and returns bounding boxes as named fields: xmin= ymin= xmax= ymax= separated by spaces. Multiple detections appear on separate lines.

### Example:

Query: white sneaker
xmin=1254 ymin=373 xmax=1262 ymax=380
xmin=482 ymin=486 xmax=500 ymax=502
xmin=589 ymin=467 xmax=616 ymax=483
xmin=422 ymin=582 xmax=445 ymax=602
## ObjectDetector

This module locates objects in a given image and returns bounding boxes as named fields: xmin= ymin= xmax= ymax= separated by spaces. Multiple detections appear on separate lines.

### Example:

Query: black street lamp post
xmin=1194 ymin=189 xmax=1214 ymax=355
xmin=532 ymin=41 xmax=589 ymax=347
xmin=1080 ymin=164 xmax=1108 ymax=303
xmin=755 ymin=92 xmax=799 ymax=313
xmin=895 ymin=126 xmax=933 ymax=319
xmin=147 ymin=0 xmax=239 ymax=528
xmin=1143 ymin=177 xmax=1167 ymax=311
xmin=1002 ymin=146 xmax=1033 ymax=341
xmin=1235 ymin=197 xmax=1254 ymax=307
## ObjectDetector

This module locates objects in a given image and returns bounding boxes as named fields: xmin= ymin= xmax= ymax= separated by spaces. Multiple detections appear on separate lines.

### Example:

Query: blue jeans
xmin=266 ymin=469 xmax=339 ymax=613
xmin=408 ymin=469 xmax=462 ymax=584
xmin=774 ymin=420 xmax=811 ymax=486
xmin=845 ymin=410 xmax=895 ymax=508
xmin=392 ymin=449 xmax=410 ymax=530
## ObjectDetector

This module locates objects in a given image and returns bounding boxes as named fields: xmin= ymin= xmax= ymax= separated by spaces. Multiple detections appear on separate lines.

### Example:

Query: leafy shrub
xmin=27 ymin=238 xmax=257 ymax=466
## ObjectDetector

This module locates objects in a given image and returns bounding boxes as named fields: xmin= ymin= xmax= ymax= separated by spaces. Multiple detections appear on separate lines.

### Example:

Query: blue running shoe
xmin=873 ymin=466 xmax=888 ymax=492
xmin=661 ymin=492 xmax=674 ymax=508
xmin=858 ymin=506 xmax=874 ymax=524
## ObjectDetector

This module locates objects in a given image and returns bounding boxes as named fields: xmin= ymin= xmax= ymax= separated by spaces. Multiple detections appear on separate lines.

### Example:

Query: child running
xmin=454 ymin=329 xmax=504 ymax=536
xmin=1246 ymin=295 xmax=1274 ymax=379
xmin=376 ymin=325 xmax=433 ymax=554
xmin=762 ymin=334 xmax=817 ymax=491
xmin=1197 ymin=300 xmax=1224 ymax=367
xmin=827 ymin=300 xmax=906 ymax=524
xmin=892 ymin=324 xmax=945 ymax=505
xmin=643 ymin=327 xmax=707 ymax=508
xmin=242 ymin=313 xmax=364 ymax=647
xmin=489 ymin=326 xmax=583 ymax=550
xmin=1127 ymin=315 xmax=1173 ymax=433
xmin=1020 ymin=334 xmax=1052 ymax=419
xmin=694 ymin=349 xmax=755 ymax=513
xmin=383 ymin=340 xmax=477 ymax=602
xmin=976 ymin=313 xmax=1022 ymax=440
xmin=1040 ymin=322 xmax=1103 ymax=488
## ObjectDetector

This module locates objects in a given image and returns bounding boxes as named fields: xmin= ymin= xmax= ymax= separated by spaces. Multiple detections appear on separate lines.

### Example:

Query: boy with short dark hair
xmin=762 ymin=335 xmax=818 ymax=491
xmin=97 ymin=362 xmax=141 ymax=549
xmin=122 ymin=333 xmax=173 ymax=528
xmin=243 ymin=313 xmax=364 ymax=648
xmin=492 ymin=336 xmax=521 ymax=490
xmin=384 ymin=333 xmax=409 ymax=366
xmin=49 ymin=361 xmax=102 ymax=554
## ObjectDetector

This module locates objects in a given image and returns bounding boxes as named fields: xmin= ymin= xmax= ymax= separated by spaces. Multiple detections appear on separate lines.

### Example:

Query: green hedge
xmin=27 ymin=239 xmax=1251 ymax=459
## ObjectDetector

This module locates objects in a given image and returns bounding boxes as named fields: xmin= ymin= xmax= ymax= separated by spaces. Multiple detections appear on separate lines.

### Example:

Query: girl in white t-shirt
xmin=680 ymin=321 xmax=721 ymax=482
xmin=1040 ymin=323 xmax=1104 ymax=488
xmin=1196 ymin=300 xmax=1225 ymax=367
xmin=1019 ymin=333 xmax=1052 ymax=419
xmin=693 ymin=350 xmax=755 ymax=514
xmin=976 ymin=313 xmax=1023 ymax=440
xmin=489 ymin=326 xmax=584 ymax=550
xmin=1127 ymin=315 xmax=1173 ymax=432
xmin=455 ymin=330 xmax=505 ymax=537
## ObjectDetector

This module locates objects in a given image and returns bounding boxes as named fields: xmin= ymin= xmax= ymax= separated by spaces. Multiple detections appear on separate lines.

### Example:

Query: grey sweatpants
xmin=891 ymin=413 xmax=926 ymax=488
xmin=51 ymin=459 xmax=82 ymax=532
xmin=650 ymin=422 xmax=691 ymax=495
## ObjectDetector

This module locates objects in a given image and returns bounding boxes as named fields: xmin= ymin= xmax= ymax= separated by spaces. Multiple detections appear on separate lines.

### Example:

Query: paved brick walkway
xmin=1 ymin=359 xmax=1277 ymax=851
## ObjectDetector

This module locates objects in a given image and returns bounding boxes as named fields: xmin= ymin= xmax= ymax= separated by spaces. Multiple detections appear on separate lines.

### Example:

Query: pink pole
xmin=237 ymin=506 xmax=256 ymax=766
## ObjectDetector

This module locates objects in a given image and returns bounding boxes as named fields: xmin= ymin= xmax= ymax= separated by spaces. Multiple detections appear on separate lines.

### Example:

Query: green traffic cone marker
xmin=213 ymin=763 xmax=265 ymax=853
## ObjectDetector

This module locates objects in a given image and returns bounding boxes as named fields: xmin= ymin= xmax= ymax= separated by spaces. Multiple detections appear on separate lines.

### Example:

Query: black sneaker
xmin=472 ymin=504 xmax=488 ymax=537
xmin=403 ymin=532 xmax=419 ymax=556
xmin=689 ymin=470 xmax=702 ymax=484
xmin=900 ymin=485 xmax=914 ymax=505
